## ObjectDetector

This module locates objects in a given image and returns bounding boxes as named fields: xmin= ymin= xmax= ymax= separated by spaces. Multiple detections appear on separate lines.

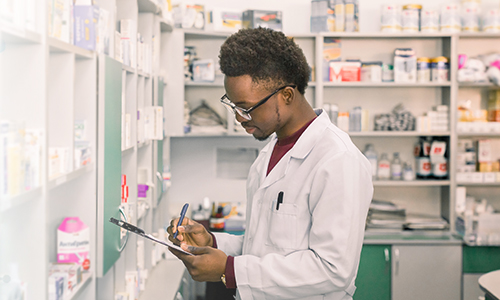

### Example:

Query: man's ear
xmin=281 ymin=87 xmax=295 ymax=105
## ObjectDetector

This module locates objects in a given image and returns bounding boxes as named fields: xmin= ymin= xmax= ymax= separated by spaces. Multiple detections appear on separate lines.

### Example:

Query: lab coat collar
xmin=257 ymin=109 xmax=330 ymax=188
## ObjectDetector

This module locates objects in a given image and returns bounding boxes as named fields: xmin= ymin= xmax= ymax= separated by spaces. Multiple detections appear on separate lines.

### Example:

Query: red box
xmin=329 ymin=61 xmax=361 ymax=82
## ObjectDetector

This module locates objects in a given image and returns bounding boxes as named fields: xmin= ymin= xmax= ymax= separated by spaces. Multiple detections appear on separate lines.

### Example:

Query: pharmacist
xmin=167 ymin=28 xmax=373 ymax=300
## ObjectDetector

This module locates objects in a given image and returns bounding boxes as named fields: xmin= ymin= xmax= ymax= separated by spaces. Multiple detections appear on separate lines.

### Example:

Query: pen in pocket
xmin=276 ymin=191 xmax=284 ymax=210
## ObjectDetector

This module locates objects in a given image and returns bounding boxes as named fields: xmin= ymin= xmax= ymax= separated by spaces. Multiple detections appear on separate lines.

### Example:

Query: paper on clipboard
xmin=109 ymin=217 xmax=194 ymax=256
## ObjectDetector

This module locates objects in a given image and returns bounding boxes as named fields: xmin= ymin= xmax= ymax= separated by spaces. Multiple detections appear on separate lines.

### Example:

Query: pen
xmin=173 ymin=203 xmax=189 ymax=239
xmin=276 ymin=191 xmax=284 ymax=210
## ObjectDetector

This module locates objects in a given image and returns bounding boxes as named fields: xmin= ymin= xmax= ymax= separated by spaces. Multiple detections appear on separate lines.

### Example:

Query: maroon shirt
xmin=218 ymin=117 xmax=317 ymax=289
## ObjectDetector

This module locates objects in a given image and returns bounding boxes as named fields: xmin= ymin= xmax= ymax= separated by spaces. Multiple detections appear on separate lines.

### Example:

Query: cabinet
xmin=355 ymin=243 xmax=461 ymax=300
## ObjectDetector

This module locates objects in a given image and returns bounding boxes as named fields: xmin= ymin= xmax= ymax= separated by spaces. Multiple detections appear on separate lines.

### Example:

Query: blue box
xmin=74 ymin=5 xmax=100 ymax=51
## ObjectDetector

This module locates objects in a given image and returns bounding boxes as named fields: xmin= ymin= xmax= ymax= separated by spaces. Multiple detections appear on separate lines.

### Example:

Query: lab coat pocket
xmin=266 ymin=201 xmax=297 ymax=249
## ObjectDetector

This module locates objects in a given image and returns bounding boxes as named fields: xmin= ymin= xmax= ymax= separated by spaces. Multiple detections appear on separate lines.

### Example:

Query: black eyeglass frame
xmin=220 ymin=84 xmax=297 ymax=121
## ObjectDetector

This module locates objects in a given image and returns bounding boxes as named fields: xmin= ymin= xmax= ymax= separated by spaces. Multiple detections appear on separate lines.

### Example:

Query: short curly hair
xmin=219 ymin=28 xmax=309 ymax=95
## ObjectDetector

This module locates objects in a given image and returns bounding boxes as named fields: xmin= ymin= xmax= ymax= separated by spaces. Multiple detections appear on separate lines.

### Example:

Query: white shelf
xmin=458 ymin=82 xmax=496 ymax=88
xmin=137 ymin=0 xmax=162 ymax=14
xmin=349 ymin=131 xmax=450 ymax=137
xmin=0 ymin=187 xmax=42 ymax=214
xmin=138 ymin=140 xmax=151 ymax=148
xmin=138 ymin=259 xmax=185 ymax=300
xmin=48 ymin=163 xmax=94 ymax=190
xmin=48 ymin=37 xmax=94 ymax=59
xmin=138 ymin=70 xmax=151 ymax=78
xmin=320 ymin=32 xmax=453 ymax=38
xmin=323 ymin=82 xmax=451 ymax=88
xmin=373 ymin=180 xmax=451 ymax=187
xmin=457 ymin=132 xmax=500 ymax=137
xmin=159 ymin=19 xmax=174 ymax=32
xmin=184 ymin=29 xmax=231 ymax=38
xmin=185 ymin=81 xmax=224 ymax=87
xmin=457 ymin=182 xmax=500 ymax=186
xmin=122 ymin=145 xmax=135 ymax=154
xmin=1 ymin=27 xmax=41 ymax=44
xmin=123 ymin=64 xmax=135 ymax=74
xmin=64 ymin=272 xmax=92 ymax=300
xmin=458 ymin=32 xmax=500 ymax=38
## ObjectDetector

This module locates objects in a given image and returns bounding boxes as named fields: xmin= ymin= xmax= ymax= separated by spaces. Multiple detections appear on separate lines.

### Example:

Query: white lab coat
xmin=214 ymin=109 xmax=373 ymax=300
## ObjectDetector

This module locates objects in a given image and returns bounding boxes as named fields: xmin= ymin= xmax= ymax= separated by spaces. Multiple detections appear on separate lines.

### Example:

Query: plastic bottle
xmin=415 ymin=137 xmax=432 ymax=179
xmin=349 ymin=106 xmax=362 ymax=132
xmin=363 ymin=144 xmax=378 ymax=179
xmin=391 ymin=152 xmax=402 ymax=180
xmin=377 ymin=153 xmax=391 ymax=180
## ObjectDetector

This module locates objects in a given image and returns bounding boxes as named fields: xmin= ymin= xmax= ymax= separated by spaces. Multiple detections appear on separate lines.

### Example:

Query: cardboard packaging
xmin=74 ymin=5 xmax=99 ymax=50
xmin=211 ymin=8 xmax=242 ymax=32
xmin=57 ymin=217 xmax=90 ymax=270
xmin=329 ymin=61 xmax=361 ymax=82
xmin=242 ymin=10 xmax=282 ymax=31
xmin=394 ymin=48 xmax=416 ymax=83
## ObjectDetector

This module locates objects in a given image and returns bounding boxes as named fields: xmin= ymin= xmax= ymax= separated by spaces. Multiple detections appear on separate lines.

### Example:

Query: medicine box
xmin=329 ymin=61 xmax=361 ymax=82
xmin=192 ymin=59 xmax=215 ymax=82
xmin=310 ymin=0 xmax=335 ymax=33
xmin=242 ymin=10 xmax=282 ymax=31
xmin=74 ymin=5 xmax=99 ymax=51
xmin=211 ymin=8 xmax=242 ymax=32
xmin=57 ymin=217 xmax=90 ymax=269
xmin=394 ymin=48 xmax=417 ymax=83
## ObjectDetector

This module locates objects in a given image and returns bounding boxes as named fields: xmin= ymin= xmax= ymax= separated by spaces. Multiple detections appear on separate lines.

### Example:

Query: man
xmin=167 ymin=27 xmax=373 ymax=300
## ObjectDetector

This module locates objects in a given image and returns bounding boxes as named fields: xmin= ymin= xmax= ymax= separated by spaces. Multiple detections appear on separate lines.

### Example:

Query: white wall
xmin=176 ymin=0 xmax=500 ymax=33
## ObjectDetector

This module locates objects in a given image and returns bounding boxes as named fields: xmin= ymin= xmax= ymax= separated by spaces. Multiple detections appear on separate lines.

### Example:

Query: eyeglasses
xmin=220 ymin=85 xmax=296 ymax=121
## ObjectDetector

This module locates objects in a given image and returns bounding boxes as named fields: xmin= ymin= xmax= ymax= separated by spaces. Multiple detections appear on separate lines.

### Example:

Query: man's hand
xmin=169 ymin=245 xmax=227 ymax=282
xmin=167 ymin=217 xmax=213 ymax=248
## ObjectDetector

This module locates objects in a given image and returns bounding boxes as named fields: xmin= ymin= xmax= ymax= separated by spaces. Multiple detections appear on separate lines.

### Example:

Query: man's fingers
xmin=181 ymin=244 xmax=209 ymax=255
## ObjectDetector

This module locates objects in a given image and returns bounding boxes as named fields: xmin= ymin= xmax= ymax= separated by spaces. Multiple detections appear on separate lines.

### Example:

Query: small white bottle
xmin=403 ymin=161 xmax=415 ymax=181
xmin=377 ymin=153 xmax=391 ymax=180
xmin=391 ymin=152 xmax=402 ymax=180
xmin=363 ymin=144 xmax=378 ymax=179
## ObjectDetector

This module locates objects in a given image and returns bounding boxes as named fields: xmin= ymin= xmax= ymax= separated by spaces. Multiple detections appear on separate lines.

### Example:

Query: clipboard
xmin=109 ymin=217 xmax=194 ymax=256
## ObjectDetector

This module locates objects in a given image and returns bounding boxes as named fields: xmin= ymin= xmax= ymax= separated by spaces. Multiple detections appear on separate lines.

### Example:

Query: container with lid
xmin=440 ymin=3 xmax=461 ymax=32
xmin=402 ymin=4 xmax=422 ymax=32
xmin=421 ymin=9 xmax=439 ymax=32
xmin=417 ymin=57 xmax=431 ymax=83
xmin=431 ymin=56 xmax=449 ymax=82
xmin=462 ymin=0 xmax=481 ymax=32
xmin=381 ymin=5 xmax=402 ymax=32
xmin=483 ymin=9 xmax=500 ymax=32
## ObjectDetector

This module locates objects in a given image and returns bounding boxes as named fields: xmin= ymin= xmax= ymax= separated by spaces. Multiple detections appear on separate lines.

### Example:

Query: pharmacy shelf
xmin=122 ymin=64 xmax=135 ymax=74
xmin=323 ymin=82 xmax=451 ymax=88
xmin=159 ymin=18 xmax=174 ymax=32
xmin=457 ymin=182 xmax=500 ymax=186
xmin=138 ymin=140 xmax=151 ymax=149
xmin=0 ymin=27 xmax=42 ymax=44
xmin=137 ymin=0 xmax=162 ymax=14
xmin=0 ymin=187 xmax=42 ymax=214
xmin=139 ymin=259 xmax=185 ymax=300
xmin=184 ymin=29 xmax=231 ymax=39
xmin=457 ymin=132 xmax=500 ymax=137
xmin=320 ymin=32 xmax=453 ymax=39
xmin=48 ymin=163 xmax=95 ymax=190
xmin=458 ymin=32 xmax=500 ymax=38
xmin=122 ymin=145 xmax=135 ymax=155
xmin=64 ymin=272 xmax=92 ymax=300
xmin=170 ymin=132 xmax=253 ymax=138
xmin=48 ymin=37 xmax=94 ymax=59
xmin=373 ymin=180 xmax=451 ymax=187
xmin=138 ymin=70 xmax=151 ymax=78
xmin=185 ymin=81 xmax=224 ymax=87
xmin=349 ymin=131 xmax=450 ymax=137
xmin=458 ymin=82 xmax=496 ymax=88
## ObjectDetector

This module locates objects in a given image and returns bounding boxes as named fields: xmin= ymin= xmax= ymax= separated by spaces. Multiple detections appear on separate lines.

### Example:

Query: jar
xmin=402 ymin=4 xmax=422 ymax=32
xmin=417 ymin=57 xmax=431 ymax=83
xmin=461 ymin=0 xmax=481 ymax=32
xmin=381 ymin=5 xmax=402 ymax=32
xmin=440 ymin=3 xmax=461 ymax=32
xmin=431 ymin=57 xmax=449 ymax=82
xmin=421 ymin=9 xmax=439 ymax=32
xmin=483 ymin=9 xmax=500 ymax=33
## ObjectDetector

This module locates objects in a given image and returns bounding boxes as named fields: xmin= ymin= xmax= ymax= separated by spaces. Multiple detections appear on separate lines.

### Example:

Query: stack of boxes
xmin=416 ymin=105 xmax=449 ymax=132
xmin=457 ymin=139 xmax=500 ymax=183
xmin=311 ymin=0 xmax=359 ymax=33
